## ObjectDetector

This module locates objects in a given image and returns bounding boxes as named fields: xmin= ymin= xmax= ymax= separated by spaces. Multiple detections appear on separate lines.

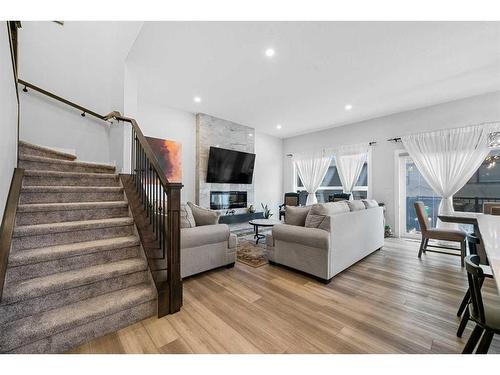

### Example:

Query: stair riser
xmin=23 ymin=175 xmax=119 ymax=187
xmin=12 ymin=225 xmax=134 ymax=251
xmin=8 ymin=299 xmax=156 ymax=354
xmin=16 ymin=207 xmax=129 ymax=225
xmin=19 ymin=145 xmax=75 ymax=161
xmin=20 ymin=191 xmax=124 ymax=204
xmin=0 ymin=271 xmax=150 ymax=326
xmin=6 ymin=246 xmax=140 ymax=283
xmin=19 ymin=159 xmax=115 ymax=174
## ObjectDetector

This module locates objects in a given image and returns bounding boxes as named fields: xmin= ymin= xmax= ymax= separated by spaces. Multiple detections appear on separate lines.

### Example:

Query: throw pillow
xmin=180 ymin=203 xmax=196 ymax=229
xmin=284 ymin=205 xmax=311 ymax=226
xmin=347 ymin=200 xmax=366 ymax=211
xmin=305 ymin=212 xmax=330 ymax=232
xmin=187 ymin=201 xmax=221 ymax=226
xmin=323 ymin=201 xmax=350 ymax=215
xmin=362 ymin=199 xmax=378 ymax=209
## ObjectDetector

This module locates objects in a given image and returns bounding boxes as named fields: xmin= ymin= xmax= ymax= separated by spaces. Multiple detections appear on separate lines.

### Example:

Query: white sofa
xmin=266 ymin=201 xmax=384 ymax=283
xmin=180 ymin=202 xmax=237 ymax=278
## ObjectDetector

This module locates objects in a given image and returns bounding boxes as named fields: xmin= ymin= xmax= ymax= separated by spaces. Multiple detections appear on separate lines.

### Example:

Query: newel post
xmin=166 ymin=183 xmax=183 ymax=314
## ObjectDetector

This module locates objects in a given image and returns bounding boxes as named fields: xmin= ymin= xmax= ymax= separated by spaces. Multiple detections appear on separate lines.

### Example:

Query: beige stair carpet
xmin=0 ymin=141 xmax=157 ymax=353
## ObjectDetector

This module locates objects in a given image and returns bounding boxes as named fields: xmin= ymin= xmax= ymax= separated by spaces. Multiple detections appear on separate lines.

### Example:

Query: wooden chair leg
xmin=423 ymin=238 xmax=428 ymax=253
xmin=462 ymin=324 xmax=484 ymax=354
xmin=476 ymin=330 xmax=494 ymax=354
xmin=418 ymin=238 xmax=426 ymax=258
xmin=456 ymin=309 xmax=470 ymax=338
xmin=457 ymin=290 xmax=470 ymax=317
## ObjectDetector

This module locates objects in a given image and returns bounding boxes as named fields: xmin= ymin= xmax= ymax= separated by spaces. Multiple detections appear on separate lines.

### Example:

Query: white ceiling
xmin=127 ymin=22 xmax=500 ymax=138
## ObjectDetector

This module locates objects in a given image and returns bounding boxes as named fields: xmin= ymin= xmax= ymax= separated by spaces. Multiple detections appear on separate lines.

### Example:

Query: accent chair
xmin=278 ymin=192 xmax=300 ymax=221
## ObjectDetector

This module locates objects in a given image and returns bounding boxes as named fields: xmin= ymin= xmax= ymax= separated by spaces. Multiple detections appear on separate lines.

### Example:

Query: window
xmin=295 ymin=158 xmax=369 ymax=204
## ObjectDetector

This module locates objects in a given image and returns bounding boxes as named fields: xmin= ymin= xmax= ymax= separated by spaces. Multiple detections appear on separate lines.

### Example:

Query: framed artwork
xmin=146 ymin=136 xmax=182 ymax=183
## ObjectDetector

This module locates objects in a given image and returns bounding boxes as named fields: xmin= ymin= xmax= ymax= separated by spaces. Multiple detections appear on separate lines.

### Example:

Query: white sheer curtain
xmin=294 ymin=151 xmax=332 ymax=205
xmin=334 ymin=143 xmax=369 ymax=199
xmin=401 ymin=124 xmax=494 ymax=228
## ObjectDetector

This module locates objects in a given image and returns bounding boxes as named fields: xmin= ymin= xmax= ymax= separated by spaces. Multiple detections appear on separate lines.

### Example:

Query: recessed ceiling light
xmin=344 ymin=104 xmax=353 ymax=111
xmin=265 ymin=48 xmax=275 ymax=57
xmin=248 ymin=133 xmax=253 ymax=137
xmin=194 ymin=96 xmax=202 ymax=103
xmin=276 ymin=124 xmax=282 ymax=130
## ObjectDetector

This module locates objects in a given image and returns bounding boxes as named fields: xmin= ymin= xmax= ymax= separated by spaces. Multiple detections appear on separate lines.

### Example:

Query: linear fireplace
xmin=210 ymin=191 xmax=247 ymax=210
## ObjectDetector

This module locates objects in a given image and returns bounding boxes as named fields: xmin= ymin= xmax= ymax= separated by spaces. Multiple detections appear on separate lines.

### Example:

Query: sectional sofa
xmin=266 ymin=200 xmax=384 ymax=283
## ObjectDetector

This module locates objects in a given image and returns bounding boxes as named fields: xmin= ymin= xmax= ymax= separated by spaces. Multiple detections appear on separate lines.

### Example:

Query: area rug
xmin=236 ymin=234 xmax=269 ymax=268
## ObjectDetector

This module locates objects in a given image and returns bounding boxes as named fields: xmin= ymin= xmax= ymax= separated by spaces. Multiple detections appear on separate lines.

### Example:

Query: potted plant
xmin=261 ymin=203 xmax=273 ymax=219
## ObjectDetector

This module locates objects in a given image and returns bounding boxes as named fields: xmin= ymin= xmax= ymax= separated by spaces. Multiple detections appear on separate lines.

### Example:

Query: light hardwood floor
xmin=70 ymin=238 xmax=500 ymax=354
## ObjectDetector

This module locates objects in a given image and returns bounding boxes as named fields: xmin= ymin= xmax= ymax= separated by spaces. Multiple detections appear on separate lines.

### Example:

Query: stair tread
xmin=0 ymin=283 xmax=156 ymax=353
xmin=17 ymin=201 xmax=128 ymax=212
xmin=23 ymin=170 xmax=118 ymax=178
xmin=19 ymin=154 xmax=115 ymax=170
xmin=13 ymin=217 xmax=134 ymax=237
xmin=2 ymin=258 xmax=148 ymax=304
xmin=9 ymin=236 xmax=140 ymax=266
xmin=19 ymin=141 xmax=77 ymax=161
xmin=21 ymin=185 xmax=123 ymax=192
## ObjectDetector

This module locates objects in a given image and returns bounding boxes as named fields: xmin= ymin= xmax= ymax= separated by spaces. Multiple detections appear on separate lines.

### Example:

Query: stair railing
xmin=17 ymin=79 xmax=183 ymax=316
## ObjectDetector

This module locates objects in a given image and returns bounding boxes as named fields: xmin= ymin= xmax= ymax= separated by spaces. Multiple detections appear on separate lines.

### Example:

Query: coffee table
xmin=249 ymin=219 xmax=281 ymax=244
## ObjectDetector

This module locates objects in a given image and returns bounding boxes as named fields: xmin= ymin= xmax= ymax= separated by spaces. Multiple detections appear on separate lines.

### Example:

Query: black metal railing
xmin=406 ymin=195 xmax=500 ymax=233
xmin=117 ymin=115 xmax=183 ymax=317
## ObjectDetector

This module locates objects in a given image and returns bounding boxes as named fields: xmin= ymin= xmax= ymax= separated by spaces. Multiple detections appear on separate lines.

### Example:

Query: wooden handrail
xmin=17 ymin=78 xmax=181 ymax=188
xmin=0 ymin=169 xmax=24 ymax=301
xmin=18 ymin=79 xmax=108 ymax=121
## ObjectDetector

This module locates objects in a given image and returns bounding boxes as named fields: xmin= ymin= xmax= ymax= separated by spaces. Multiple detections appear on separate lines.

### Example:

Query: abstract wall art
xmin=146 ymin=136 xmax=182 ymax=183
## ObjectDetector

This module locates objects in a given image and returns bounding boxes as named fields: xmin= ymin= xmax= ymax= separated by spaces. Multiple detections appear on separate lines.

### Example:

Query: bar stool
xmin=456 ymin=234 xmax=493 ymax=337
xmin=462 ymin=255 xmax=500 ymax=354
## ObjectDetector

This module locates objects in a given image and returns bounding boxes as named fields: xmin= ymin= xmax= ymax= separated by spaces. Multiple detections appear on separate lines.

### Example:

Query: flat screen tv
xmin=206 ymin=147 xmax=256 ymax=184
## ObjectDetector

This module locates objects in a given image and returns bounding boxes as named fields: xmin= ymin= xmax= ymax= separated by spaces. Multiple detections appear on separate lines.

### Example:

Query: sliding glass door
xmin=398 ymin=148 xmax=500 ymax=237
xmin=398 ymin=155 xmax=440 ymax=238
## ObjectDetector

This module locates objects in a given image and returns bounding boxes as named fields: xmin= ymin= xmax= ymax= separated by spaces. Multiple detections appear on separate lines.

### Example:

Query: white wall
xmin=0 ymin=23 xmax=19 ymax=219
xmin=18 ymin=21 xmax=142 ymax=164
xmin=283 ymin=91 xmax=500 ymax=233
xmin=135 ymin=99 xmax=197 ymax=203
xmin=255 ymin=132 xmax=284 ymax=217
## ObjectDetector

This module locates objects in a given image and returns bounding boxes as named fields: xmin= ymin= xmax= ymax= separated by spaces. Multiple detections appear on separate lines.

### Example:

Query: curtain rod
xmin=387 ymin=121 xmax=500 ymax=144
xmin=286 ymin=141 xmax=377 ymax=157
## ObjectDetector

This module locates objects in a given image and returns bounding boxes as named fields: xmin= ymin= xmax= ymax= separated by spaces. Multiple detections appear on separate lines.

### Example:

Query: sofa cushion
xmin=272 ymin=224 xmax=329 ymax=250
xmin=347 ymin=200 xmax=366 ymax=211
xmin=285 ymin=205 xmax=311 ymax=226
xmin=181 ymin=224 xmax=230 ymax=249
xmin=362 ymin=199 xmax=378 ymax=209
xmin=180 ymin=203 xmax=196 ymax=228
xmin=187 ymin=201 xmax=221 ymax=226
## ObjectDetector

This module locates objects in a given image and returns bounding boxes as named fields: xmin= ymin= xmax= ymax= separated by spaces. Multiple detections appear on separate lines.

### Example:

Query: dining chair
xmin=414 ymin=201 xmax=467 ymax=266
xmin=328 ymin=193 xmax=351 ymax=202
xmin=483 ymin=202 xmax=500 ymax=215
xmin=462 ymin=255 xmax=500 ymax=354
xmin=278 ymin=192 xmax=300 ymax=221
xmin=456 ymin=234 xmax=493 ymax=337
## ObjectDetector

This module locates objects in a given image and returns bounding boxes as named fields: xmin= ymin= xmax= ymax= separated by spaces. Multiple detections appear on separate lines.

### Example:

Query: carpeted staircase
xmin=0 ymin=141 xmax=157 ymax=353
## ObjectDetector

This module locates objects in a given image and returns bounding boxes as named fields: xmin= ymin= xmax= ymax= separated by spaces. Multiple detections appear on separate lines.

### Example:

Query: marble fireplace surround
xmin=196 ymin=113 xmax=255 ymax=213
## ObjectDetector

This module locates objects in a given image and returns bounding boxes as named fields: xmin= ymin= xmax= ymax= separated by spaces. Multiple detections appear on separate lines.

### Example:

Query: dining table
xmin=439 ymin=211 xmax=500 ymax=294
